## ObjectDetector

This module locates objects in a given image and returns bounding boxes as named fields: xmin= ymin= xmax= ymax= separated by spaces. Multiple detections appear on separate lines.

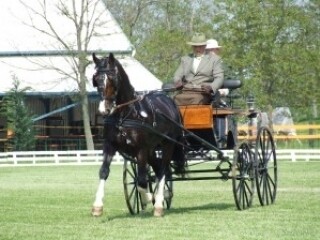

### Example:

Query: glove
xmin=201 ymin=85 xmax=213 ymax=93
xmin=218 ymin=88 xmax=229 ymax=96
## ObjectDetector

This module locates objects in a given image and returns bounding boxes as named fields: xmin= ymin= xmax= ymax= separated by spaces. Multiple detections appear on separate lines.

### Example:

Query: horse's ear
xmin=109 ymin=53 xmax=115 ymax=63
xmin=92 ymin=53 xmax=99 ymax=64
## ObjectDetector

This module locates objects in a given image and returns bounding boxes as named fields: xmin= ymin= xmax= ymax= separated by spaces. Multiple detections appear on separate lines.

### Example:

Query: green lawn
xmin=0 ymin=161 xmax=319 ymax=240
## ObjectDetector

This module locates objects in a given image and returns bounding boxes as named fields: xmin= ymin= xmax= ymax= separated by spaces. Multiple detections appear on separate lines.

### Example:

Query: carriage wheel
xmin=123 ymin=158 xmax=144 ymax=215
xmin=232 ymin=142 xmax=255 ymax=210
xmin=123 ymin=157 xmax=173 ymax=215
xmin=254 ymin=127 xmax=277 ymax=206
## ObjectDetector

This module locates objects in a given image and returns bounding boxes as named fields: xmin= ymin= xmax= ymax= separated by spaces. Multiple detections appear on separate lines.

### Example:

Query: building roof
xmin=0 ymin=0 xmax=162 ymax=95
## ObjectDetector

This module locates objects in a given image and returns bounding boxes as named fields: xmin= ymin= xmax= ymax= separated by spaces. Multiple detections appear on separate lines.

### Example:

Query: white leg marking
xmin=98 ymin=100 xmax=106 ymax=114
xmin=137 ymin=186 xmax=153 ymax=205
xmin=93 ymin=180 xmax=105 ymax=207
xmin=154 ymin=175 xmax=165 ymax=209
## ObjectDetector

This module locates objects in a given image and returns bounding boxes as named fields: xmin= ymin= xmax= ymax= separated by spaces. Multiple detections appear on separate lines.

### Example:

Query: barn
xmin=0 ymin=0 xmax=162 ymax=151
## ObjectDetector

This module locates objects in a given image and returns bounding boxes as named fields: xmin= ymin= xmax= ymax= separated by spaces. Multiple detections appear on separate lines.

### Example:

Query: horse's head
xmin=92 ymin=53 xmax=120 ymax=115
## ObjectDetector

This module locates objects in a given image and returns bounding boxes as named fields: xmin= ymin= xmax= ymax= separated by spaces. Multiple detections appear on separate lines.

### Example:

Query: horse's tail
xmin=172 ymin=136 xmax=186 ymax=175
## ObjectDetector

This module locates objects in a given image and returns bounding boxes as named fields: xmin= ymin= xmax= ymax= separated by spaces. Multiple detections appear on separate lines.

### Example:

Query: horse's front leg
xmin=136 ymin=151 xmax=153 ymax=210
xmin=92 ymin=151 xmax=114 ymax=217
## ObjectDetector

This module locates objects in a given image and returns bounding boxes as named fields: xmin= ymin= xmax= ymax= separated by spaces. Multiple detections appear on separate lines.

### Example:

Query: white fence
xmin=0 ymin=149 xmax=319 ymax=167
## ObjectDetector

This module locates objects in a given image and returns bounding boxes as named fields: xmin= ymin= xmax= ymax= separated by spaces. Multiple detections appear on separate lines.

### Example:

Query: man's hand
xmin=218 ymin=88 xmax=229 ymax=96
xmin=175 ymin=81 xmax=184 ymax=90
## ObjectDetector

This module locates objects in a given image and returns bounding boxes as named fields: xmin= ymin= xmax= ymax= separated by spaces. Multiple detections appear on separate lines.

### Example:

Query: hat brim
xmin=187 ymin=41 xmax=207 ymax=46
xmin=206 ymin=46 xmax=222 ymax=49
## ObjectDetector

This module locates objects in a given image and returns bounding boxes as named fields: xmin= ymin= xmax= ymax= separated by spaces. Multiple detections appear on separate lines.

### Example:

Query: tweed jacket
xmin=173 ymin=53 xmax=224 ymax=92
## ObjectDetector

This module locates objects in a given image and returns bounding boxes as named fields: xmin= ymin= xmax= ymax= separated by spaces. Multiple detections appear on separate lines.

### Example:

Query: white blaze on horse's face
xmin=103 ymin=70 xmax=119 ymax=116
xmin=98 ymin=98 xmax=116 ymax=116
xmin=93 ymin=56 xmax=116 ymax=115
xmin=98 ymin=100 xmax=106 ymax=114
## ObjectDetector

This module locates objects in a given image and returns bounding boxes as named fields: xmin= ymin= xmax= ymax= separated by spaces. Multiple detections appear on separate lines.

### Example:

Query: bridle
xmin=93 ymin=56 xmax=142 ymax=115
xmin=94 ymin=57 xmax=119 ymax=109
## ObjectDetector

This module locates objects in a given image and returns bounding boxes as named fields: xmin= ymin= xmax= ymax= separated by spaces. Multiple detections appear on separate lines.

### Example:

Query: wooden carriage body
xmin=178 ymin=104 xmax=239 ymax=150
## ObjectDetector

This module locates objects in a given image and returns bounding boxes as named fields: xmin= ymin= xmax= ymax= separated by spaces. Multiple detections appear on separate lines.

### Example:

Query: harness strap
xmin=116 ymin=119 xmax=187 ymax=148
xmin=114 ymin=95 xmax=143 ymax=111
xmin=145 ymin=96 xmax=157 ymax=126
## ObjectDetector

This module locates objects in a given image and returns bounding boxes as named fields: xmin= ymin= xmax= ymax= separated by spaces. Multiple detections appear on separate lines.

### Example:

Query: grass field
xmin=0 ymin=161 xmax=319 ymax=240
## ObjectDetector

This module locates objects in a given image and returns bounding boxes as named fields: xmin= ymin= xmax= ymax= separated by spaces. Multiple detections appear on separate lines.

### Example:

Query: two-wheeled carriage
xmin=122 ymin=80 xmax=277 ymax=214
xmin=91 ymin=53 xmax=277 ymax=217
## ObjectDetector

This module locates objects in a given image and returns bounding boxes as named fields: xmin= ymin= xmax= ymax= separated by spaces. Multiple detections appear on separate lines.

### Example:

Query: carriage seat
xmin=221 ymin=79 xmax=242 ymax=90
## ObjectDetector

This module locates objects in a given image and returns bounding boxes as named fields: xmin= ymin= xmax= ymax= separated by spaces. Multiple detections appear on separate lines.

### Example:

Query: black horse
xmin=91 ymin=53 xmax=185 ymax=217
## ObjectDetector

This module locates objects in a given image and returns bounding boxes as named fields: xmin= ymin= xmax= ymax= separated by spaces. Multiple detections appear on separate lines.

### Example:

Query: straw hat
xmin=187 ymin=33 xmax=207 ymax=46
xmin=205 ymin=39 xmax=222 ymax=49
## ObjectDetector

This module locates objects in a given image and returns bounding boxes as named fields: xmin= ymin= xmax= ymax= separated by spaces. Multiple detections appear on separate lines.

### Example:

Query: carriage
xmin=91 ymin=53 xmax=277 ymax=217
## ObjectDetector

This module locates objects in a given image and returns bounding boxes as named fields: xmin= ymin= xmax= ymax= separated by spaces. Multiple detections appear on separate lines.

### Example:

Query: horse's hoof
xmin=153 ymin=207 xmax=164 ymax=217
xmin=92 ymin=206 xmax=103 ymax=217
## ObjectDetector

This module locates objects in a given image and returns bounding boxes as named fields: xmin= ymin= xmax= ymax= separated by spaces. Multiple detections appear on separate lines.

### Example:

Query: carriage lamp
xmin=247 ymin=95 xmax=255 ymax=111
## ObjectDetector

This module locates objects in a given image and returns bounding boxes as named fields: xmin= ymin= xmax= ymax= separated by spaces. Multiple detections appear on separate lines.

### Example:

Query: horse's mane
xmin=114 ymin=58 xmax=135 ymax=93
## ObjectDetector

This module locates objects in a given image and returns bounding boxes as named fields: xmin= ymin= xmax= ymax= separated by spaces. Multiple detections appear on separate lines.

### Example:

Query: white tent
xmin=0 ymin=0 xmax=162 ymax=94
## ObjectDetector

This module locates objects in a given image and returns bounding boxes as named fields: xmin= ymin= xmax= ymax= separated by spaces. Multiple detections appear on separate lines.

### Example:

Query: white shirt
xmin=192 ymin=56 xmax=203 ymax=72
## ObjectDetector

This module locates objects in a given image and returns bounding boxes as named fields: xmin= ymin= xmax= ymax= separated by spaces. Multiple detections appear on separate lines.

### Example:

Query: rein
xmin=112 ymin=95 xmax=143 ymax=112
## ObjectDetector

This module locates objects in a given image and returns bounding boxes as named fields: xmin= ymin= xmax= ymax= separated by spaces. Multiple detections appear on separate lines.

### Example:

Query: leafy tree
xmin=0 ymin=76 xmax=36 ymax=151
xmin=105 ymin=0 xmax=320 ymax=117
xmin=208 ymin=0 xmax=320 ymax=114
xmin=106 ymin=0 xmax=214 ymax=81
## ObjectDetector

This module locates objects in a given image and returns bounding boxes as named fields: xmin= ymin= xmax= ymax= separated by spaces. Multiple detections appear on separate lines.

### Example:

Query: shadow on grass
xmin=99 ymin=202 xmax=235 ymax=222
xmin=168 ymin=202 xmax=235 ymax=214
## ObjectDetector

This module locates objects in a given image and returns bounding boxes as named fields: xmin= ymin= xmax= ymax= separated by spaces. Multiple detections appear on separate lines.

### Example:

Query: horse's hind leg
xmin=92 ymin=152 xmax=113 ymax=217
xmin=152 ymin=145 xmax=174 ymax=217
xmin=137 ymin=186 xmax=153 ymax=209
xmin=153 ymin=174 xmax=166 ymax=217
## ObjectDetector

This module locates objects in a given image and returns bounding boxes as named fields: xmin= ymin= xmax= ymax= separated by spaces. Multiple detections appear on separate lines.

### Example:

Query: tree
xmin=209 ymin=0 xmax=320 ymax=115
xmin=17 ymin=0 xmax=117 ymax=150
xmin=107 ymin=0 xmax=319 ymax=117
xmin=0 ymin=76 xmax=36 ymax=151
xmin=106 ymin=0 xmax=215 ymax=81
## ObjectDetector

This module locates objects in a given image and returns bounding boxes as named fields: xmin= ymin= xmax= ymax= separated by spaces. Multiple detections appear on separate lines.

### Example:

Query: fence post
xmin=54 ymin=152 xmax=59 ymax=164
xmin=77 ymin=152 xmax=81 ymax=163
xmin=291 ymin=151 xmax=296 ymax=162
xmin=33 ymin=153 xmax=36 ymax=165
xmin=13 ymin=152 xmax=17 ymax=165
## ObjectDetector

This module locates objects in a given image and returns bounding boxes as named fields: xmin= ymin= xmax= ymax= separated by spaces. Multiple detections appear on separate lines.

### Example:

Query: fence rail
xmin=0 ymin=149 xmax=319 ymax=167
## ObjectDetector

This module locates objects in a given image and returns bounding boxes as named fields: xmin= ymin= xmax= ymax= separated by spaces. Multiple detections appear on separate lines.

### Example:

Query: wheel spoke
xmin=263 ymin=173 xmax=269 ymax=205
xmin=123 ymin=159 xmax=142 ymax=215
xmin=266 ymin=172 xmax=275 ymax=202
xmin=244 ymin=180 xmax=254 ymax=196
xmin=128 ymin=183 xmax=136 ymax=200
xmin=127 ymin=168 xmax=135 ymax=179
xmin=243 ymin=181 xmax=250 ymax=208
